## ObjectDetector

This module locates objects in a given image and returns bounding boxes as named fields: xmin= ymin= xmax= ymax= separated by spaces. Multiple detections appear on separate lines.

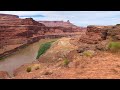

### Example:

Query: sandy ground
xmin=13 ymin=51 xmax=120 ymax=79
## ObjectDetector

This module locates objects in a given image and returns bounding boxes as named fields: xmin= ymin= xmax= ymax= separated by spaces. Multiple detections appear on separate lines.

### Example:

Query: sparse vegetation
xmin=83 ymin=50 xmax=94 ymax=57
xmin=36 ymin=40 xmax=55 ymax=59
xmin=107 ymin=42 xmax=120 ymax=52
xmin=26 ymin=67 xmax=32 ymax=72
xmin=63 ymin=58 xmax=69 ymax=66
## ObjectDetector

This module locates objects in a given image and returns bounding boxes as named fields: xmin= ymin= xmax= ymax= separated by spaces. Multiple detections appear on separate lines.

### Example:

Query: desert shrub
xmin=63 ymin=58 xmax=69 ymax=66
xmin=26 ymin=67 xmax=32 ymax=72
xmin=83 ymin=50 xmax=94 ymax=57
xmin=107 ymin=42 xmax=120 ymax=52
xmin=36 ymin=41 xmax=55 ymax=59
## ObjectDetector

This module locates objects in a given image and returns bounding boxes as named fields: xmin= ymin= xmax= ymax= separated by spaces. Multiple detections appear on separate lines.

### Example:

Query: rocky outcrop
xmin=107 ymin=24 xmax=120 ymax=40
xmin=0 ymin=71 xmax=10 ymax=79
xmin=79 ymin=25 xmax=115 ymax=44
xmin=86 ymin=25 xmax=109 ymax=39
xmin=77 ymin=25 xmax=113 ymax=52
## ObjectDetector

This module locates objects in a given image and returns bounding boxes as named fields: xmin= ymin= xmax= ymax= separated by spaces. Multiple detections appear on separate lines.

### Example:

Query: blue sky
xmin=0 ymin=11 xmax=120 ymax=27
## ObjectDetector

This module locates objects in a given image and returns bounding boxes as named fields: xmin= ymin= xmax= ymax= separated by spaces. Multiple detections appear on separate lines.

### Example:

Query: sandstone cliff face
xmin=39 ymin=21 xmax=86 ymax=33
xmin=0 ymin=14 xmax=47 ymax=55
xmin=79 ymin=25 xmax=118 ymax=44
xmin=79 ymin=25 xmax=106 ymax=44
xmin=0 ymin=14 xmax=84 ymax=58
xmin=86 ymin=25 xmax=109 ymax=39
xmin=77 ymin=24 xmax=120 ymax=53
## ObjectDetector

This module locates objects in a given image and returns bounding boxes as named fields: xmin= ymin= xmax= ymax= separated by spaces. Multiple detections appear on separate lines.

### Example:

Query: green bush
xmin=26 ymin=67 xmax=32 ymax=72
xmin=36 ymin=41 xmax=55 ymax=59
xmin=107 ymin=42 xmax=120 ymax=52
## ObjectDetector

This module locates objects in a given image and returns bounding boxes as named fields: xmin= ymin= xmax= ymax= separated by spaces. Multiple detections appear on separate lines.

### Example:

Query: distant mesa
xmin=38 ymin=20 xmax=77 ymax=28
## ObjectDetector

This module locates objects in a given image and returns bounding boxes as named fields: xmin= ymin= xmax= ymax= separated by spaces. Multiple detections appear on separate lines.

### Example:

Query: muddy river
xmin=0 ymin=39 xmax=54 ymax=76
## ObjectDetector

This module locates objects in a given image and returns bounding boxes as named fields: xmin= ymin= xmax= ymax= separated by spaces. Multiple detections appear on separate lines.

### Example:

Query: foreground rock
xmin=0 ymin=71 xmax=10 ymax=79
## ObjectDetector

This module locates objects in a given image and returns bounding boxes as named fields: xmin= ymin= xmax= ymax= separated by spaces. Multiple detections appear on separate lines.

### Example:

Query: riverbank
xmin=0 ymin=38 xmax=58 ymax=76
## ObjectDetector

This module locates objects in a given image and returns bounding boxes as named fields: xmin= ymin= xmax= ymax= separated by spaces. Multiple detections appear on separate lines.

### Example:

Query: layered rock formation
xmin=79 ymin=25 xmax=115 ymax=44
xmin=39 ymin=20 xmax=86 ymax=33
xmin=0 ymin=14 xmax=48 ymax=58
xmin=39 ymin=20 xmax=76 ymax=27
xmin=0 ymin=14 xmax=85 ymax=59
xmin=77 ymin=24 xmax=120 ymax=52
xmin=107 ymin=24 xmax=120 ymax=40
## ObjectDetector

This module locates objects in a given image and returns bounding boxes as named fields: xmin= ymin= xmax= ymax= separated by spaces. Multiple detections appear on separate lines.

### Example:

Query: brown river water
xmin=0 ymin=39 xmax=54 ymax=76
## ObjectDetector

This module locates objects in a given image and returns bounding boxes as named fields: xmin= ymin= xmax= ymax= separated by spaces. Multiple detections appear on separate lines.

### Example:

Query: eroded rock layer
xmin=0 ymin=14 xmax=85 ymax=58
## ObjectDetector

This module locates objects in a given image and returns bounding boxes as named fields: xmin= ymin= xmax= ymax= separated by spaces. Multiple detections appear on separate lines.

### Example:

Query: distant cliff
xmin=39 ymin=20 xmax=86 ymax=33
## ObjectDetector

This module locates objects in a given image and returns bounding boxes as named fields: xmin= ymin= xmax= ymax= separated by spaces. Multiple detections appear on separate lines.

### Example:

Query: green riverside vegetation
xmin=36 ymin=40 xmax=56 ymax=59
